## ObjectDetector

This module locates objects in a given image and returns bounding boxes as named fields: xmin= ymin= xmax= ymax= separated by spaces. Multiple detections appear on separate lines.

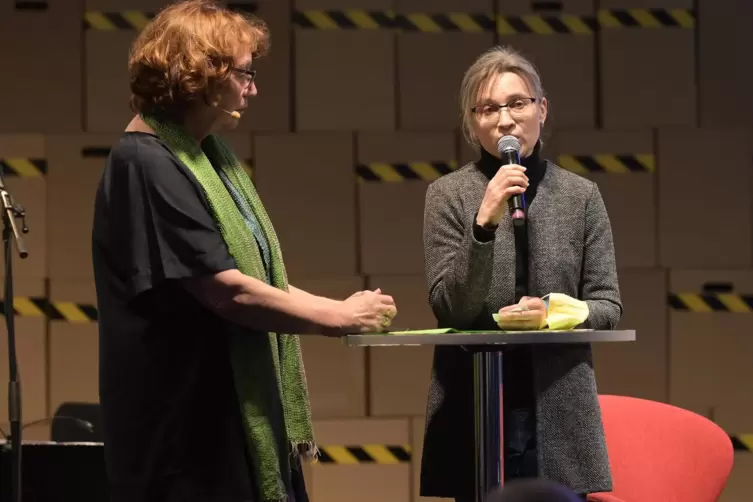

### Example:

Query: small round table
xmin=344 ymin=328 xmax=636 ymax=502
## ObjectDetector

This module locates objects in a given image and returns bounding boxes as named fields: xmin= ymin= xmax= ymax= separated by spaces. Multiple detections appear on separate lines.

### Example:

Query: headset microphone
xmin=220 ymin=108 xmax=241 ymax=119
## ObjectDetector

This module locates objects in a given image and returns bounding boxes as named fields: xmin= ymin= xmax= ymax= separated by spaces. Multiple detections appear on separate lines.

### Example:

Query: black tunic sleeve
xmin=99 ymin=134 xmax=237 ymax=301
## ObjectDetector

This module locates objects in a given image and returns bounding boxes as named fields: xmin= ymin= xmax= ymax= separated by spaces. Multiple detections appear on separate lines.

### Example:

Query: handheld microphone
xmin=220 ymin=108 xmax=241 ymax=119
xmin=496 ymin=135 xmax=525 ymax=224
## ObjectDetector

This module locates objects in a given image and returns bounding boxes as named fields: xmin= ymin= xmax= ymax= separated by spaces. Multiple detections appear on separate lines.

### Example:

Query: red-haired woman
xmin=91 ymin=2 xmax=397 ymax=501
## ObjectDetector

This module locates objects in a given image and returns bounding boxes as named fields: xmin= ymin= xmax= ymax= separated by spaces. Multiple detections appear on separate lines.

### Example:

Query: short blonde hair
xmin=459 ymin=46 xmax=545 ymax=148
xmin=129 ymin=0 xmax=270 ymax=117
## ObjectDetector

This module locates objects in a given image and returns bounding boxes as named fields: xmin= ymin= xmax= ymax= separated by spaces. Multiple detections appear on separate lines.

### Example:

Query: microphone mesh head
xmin=497 ymin=135 xmax=521 ymax=155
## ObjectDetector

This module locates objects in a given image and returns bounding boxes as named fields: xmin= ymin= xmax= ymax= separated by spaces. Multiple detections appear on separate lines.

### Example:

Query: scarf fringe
xmin=292 ymin=441 xmax=320 ymax=463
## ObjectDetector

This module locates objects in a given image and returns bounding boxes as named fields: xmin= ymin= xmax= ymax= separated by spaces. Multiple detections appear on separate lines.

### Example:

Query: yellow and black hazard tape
xmin=291 ymin=11 xmax=590 ymax=34
xmin=292 ymin=10 xmax=692 ymax=33
xmin=85 ymin=4 xmax=257 ymax=31
xmin=496 ymin=14 xmax=599 ymax=35
xmin=84 ymin=11 xmax=155 ymax=31
xmin=293 ymin=10 xmax=397 ymax=30
xmin=315 ymin=444 xmax=411 ymax=464
xmin=597 ymin=8 xmax=694 ymax=29
xmin=356 ymin=161 xmax=457 ymax=182
xmin=668 ymin=293 xmax=753 ymax=313
xmin=397 ymin=13 xmax=595 ymax=35
xmin=396 ymin=13 xmax=497 ymax=33
xmin=556 ymin=154 xmax=655 ymax=174
xmin=0 ymin=158 xmax=47 ymax=177
xmin=0 ymin=297 xmax=98 ymax=323
xmin=731 ymin=435 xmax=753 ymax=452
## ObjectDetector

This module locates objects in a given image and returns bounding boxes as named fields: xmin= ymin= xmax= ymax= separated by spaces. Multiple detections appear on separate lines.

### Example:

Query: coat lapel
xmin=525 ymin=163 xmax=585 ymax=302
xmin=524 ymin=162 xmax=554 ymax=299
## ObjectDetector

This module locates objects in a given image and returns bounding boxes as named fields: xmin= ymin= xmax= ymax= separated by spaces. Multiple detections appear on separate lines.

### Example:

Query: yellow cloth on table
xmin=543 ymin=293 xmax=589 ymax=330
xmin=491 ymin=293 xmax=589 ymax=330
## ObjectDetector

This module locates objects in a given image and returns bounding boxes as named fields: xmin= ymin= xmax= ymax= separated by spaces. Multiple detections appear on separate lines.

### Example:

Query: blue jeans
xmin=504 ymin=407 xmax=538 ymax=479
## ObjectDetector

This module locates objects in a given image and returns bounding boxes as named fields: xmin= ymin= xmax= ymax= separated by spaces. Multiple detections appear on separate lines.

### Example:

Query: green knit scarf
xmin=142 ymin=114 xmax=317 ymax=501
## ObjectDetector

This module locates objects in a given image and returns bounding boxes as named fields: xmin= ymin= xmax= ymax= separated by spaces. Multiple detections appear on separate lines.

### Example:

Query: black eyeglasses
xmin=232 ymin=67 xmax=257 ymax=81
xmin=471 ymin=97 xmax=537 ymax=117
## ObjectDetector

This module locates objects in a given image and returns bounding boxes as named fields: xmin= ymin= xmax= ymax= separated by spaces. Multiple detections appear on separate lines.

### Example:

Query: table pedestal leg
xmin=473 ymin=350 xmax=503 ymax=502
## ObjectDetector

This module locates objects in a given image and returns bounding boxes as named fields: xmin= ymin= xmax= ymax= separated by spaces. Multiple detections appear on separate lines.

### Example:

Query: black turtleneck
xmin=473 ymin=140 xmax=547 ymax=303
xmin=472 ymin=140 xmax=547 ymax=478
xmin=472 ymin=140 xmax=547 ymax=245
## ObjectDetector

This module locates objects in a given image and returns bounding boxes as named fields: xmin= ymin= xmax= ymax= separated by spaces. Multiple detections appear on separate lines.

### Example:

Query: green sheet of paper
xmin=386 ymin=328 xmax=459 ymax=335
xmin=384 ymin=328 xmax=508 ymax=335
xmin=373 ymin=328 xmax=594 ymax=335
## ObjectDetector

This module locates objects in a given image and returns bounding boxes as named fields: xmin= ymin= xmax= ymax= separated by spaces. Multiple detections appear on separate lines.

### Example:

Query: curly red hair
xmin=128 ymin=0 xmax=270 ymax=116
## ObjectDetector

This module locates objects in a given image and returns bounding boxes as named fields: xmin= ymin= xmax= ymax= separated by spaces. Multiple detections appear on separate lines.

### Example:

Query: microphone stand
xmin=0 ymin=172 xmax=29 ymax=502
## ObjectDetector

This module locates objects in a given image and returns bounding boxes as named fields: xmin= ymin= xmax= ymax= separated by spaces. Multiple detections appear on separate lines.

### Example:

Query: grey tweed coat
xmin=419 ymin=158 xmax=622 ymax=499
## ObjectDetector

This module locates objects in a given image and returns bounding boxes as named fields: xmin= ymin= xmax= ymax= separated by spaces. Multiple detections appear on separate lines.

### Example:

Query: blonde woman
xmin=419 ymin=46 xmax=622 ymax=501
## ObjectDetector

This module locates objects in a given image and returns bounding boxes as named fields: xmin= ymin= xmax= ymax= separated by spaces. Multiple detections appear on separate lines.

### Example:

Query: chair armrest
xmin=587 ymin=493 xmax=626 ymax=502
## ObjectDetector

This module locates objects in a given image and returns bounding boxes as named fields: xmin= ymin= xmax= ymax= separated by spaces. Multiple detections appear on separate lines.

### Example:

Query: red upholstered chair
xmin=587 ymin=395 xmax=734 ymax=502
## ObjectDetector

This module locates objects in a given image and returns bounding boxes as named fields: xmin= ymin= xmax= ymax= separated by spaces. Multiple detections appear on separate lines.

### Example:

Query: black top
xmin=472 ymin=140 xmax=547 ymax=251
xmin=473 ymin=139 xmax=548 ymax=307
xmin=91 ymin=132 xmax=306 ymax=502
xmin=473 ymin=142 xmax=548 ymax=472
